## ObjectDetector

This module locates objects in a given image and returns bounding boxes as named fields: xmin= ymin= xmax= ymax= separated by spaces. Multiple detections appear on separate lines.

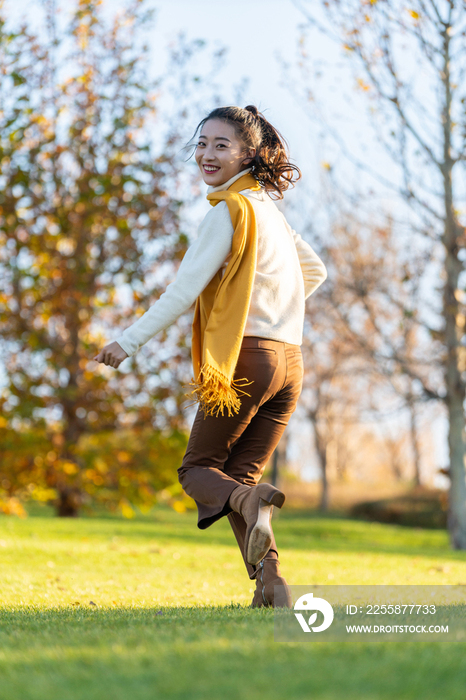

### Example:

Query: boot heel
xmin=268 ymin=491 xmax=285 ymax=508
xmin=259 ymin=484 xmax=285 ymax=509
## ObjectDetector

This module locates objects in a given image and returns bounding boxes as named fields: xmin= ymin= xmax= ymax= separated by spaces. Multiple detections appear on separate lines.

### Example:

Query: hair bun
xmin=245 ymin=105 xmax=259 ymax=117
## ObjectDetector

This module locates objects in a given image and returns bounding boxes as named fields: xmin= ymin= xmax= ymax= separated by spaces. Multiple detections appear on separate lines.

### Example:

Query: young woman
xmin=94 ymin=105 xmax=327 ymax=608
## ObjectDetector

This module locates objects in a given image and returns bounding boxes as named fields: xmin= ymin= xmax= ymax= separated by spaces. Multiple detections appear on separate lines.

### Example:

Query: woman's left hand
xmin=93 ymin=341 xmax=128 ymax=369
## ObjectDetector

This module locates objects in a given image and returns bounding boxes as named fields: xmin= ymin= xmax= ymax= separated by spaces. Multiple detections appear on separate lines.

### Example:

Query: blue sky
xmin=4 ymin=0 xmax=400 ymax=214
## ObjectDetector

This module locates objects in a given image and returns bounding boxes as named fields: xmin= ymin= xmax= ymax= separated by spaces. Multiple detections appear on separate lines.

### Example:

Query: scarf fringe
xmin=188 ymin=364 xmax=253 ymax=418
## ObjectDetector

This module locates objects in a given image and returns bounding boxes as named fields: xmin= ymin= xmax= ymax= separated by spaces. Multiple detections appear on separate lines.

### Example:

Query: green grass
xmin=1 ymin=505 xmax=466 ymax=699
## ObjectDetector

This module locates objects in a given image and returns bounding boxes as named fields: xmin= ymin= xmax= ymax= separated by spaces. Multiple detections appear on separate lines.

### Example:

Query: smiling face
xmin=195 ymin=118 xmax=256 ymax=187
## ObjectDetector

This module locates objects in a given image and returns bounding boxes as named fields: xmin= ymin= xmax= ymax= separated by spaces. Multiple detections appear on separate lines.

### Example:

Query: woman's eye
xmin=197 ymin=142 xmax=205 ymax=147
xmin=217 ymin=144 xmax=226 ymax=148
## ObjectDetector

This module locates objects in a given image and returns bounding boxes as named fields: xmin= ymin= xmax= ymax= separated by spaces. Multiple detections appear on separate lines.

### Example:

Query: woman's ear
xmin=242 ymin=147 xmax=256 ymax=165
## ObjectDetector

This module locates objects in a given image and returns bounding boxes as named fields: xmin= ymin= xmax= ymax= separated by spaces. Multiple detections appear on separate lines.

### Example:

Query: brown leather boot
xmin=229 ymin=483 xmax=285 ymax=566
xmin=250 ymin=558 xmax=292 ymax=608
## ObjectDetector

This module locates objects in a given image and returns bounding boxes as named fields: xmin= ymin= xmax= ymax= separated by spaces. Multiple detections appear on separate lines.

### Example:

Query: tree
xmin=0 ymin=0 xmax=205 ymax=515
xmin=296 ymin=0 xmax=466 ymax=547
xmin=300 ymin=206 xmax=441 ymax=508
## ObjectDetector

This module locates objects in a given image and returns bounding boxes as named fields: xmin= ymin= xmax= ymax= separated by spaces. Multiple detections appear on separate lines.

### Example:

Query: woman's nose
xmin=204 ymin=147 xmax=216 ymax=160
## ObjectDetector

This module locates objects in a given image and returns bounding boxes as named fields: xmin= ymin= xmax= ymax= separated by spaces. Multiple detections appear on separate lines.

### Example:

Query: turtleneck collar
xmin=206 ymin=167 xmax=254 ymax=194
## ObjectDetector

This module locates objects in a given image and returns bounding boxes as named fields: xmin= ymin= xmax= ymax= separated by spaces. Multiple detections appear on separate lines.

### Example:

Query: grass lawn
xmin=1 ymin=504 xmax=466 ymax=699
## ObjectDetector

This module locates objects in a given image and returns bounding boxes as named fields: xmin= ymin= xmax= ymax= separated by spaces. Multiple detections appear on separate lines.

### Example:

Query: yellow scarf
xmin=190 ymin=172 xmax=261 ymax=417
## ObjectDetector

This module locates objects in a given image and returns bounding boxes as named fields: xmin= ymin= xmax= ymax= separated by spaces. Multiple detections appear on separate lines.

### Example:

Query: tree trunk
xmin=386 ymin=439 xmax=403 ymax=482
xmin=312 ymin=421 xmax=328 ymax=512
xmin=56 ymin=486 xmax=81 ymax=517
xmin=408 ymin=400 xmax=421 ymax=487
xmin=271 ymin=449 xmax=279 ymax=487
xmin=56 ymin=417 xmax=82 ymax=517
xmin=442 ymin=28 xmax=466 ymax=548
xmin=319 ymin=446 xmax=328 ymax=512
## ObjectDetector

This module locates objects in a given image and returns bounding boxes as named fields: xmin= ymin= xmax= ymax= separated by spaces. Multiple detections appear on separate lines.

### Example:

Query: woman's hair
xmin=188 ymin=105 xmax=301 ymax=199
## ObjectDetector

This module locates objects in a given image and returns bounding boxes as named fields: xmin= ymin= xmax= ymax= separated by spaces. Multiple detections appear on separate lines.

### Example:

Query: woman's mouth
xmin=203 ymin=165 xmax=221 ymax=173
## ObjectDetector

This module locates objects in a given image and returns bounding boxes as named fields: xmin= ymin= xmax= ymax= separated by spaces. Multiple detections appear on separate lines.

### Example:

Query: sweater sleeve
xmin=112 ymin=202 xmax=234 ymax=358
xmin=280 ymin=213 xmax=327 ymax=299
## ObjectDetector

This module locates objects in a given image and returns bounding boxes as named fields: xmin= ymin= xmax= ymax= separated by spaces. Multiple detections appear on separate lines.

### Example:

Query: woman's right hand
xmin=93 ymin=341 xmax=128 ymax=369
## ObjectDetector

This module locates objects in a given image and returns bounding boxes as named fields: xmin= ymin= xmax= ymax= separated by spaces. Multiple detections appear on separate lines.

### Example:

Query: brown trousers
xmin=177 ymin=336 xmax=304 ymax=579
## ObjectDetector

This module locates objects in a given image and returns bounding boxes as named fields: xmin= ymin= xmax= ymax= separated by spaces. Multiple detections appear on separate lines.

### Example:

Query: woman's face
xmin=195 ymin=118 xmax=256 ymax=187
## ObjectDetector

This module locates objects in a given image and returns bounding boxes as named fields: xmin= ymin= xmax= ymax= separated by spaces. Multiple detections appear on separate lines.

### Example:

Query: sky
xmin=2 ymin=0 xmax=450 ymax=483
xmin=139 ymin=0 xmax=410 ymax=220
xmin=4 ymin=0 xmax=401 ymax=215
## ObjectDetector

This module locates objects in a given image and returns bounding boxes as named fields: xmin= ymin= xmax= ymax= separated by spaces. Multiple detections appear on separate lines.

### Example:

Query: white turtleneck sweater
xmin=113 ymin=168 xmax=327 ymax=358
